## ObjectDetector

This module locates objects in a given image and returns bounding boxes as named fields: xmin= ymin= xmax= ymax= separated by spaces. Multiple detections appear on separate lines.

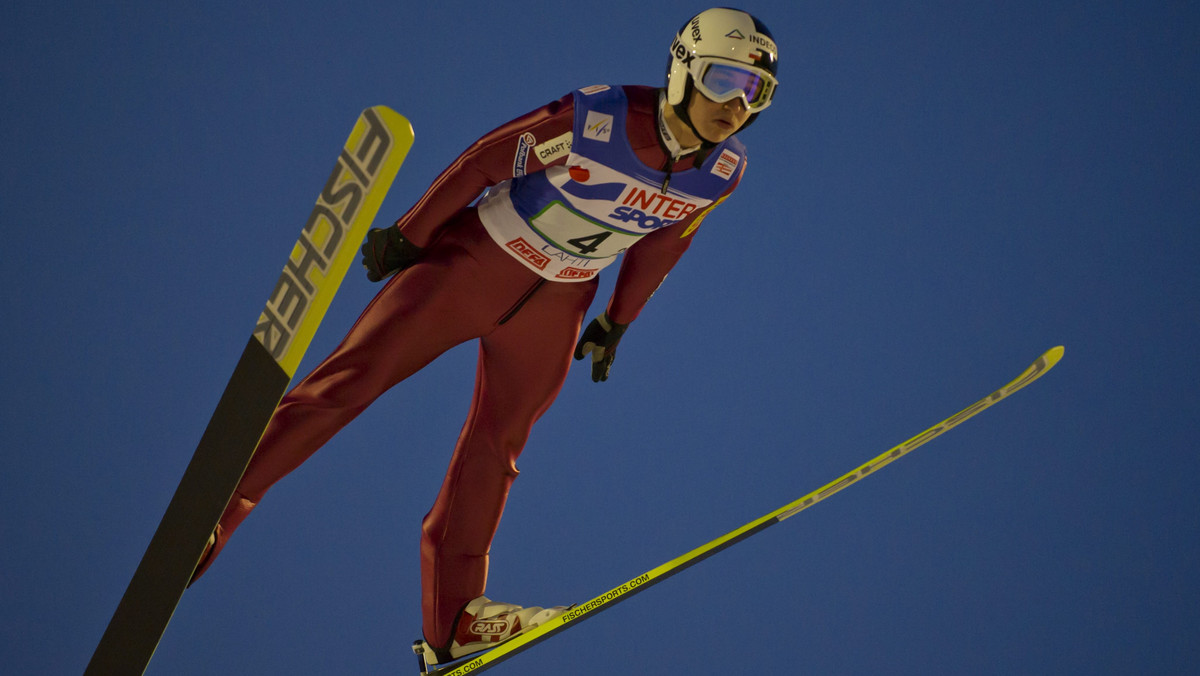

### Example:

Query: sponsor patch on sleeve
xmin=534 ymin=132 xmax=572 ymax=165
xmin=712 ymin=149 xmax=740 ymax=179
xmin=513 ymin=133 xmax=535 ymax=176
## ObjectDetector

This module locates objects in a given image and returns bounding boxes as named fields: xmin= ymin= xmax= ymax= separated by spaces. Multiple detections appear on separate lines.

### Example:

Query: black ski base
xmin=85 ymin=337 xmax=288 ymax=675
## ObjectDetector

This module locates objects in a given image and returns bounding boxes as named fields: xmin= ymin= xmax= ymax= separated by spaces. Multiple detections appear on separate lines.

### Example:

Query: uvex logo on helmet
xmin=670 ymin=37 xmax=695 ymax=67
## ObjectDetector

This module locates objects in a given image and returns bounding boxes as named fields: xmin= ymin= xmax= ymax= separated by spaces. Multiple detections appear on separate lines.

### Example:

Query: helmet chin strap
xmin=672 ymin=80 xmax=720 ymax=148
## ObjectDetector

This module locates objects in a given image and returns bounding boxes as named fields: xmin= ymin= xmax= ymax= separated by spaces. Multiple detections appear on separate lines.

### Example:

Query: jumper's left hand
xmin=573 ymin=313 xmax=629 ymax=382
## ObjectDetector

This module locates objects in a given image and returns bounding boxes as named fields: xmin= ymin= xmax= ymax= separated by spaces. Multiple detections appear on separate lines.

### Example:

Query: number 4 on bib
xmin=566 ymin=231 xmax=612 ymax=255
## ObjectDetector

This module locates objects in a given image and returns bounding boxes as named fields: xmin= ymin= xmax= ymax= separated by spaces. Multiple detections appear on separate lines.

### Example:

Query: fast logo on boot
xmin=470 ymin=618 xmax=514 ymax=639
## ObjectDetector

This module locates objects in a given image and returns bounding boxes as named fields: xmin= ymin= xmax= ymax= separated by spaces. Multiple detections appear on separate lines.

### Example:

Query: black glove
xmin=360 ymin=227 xmax=424 ymax=282
xmin=573 ymin=313 xmax=629 ymax=382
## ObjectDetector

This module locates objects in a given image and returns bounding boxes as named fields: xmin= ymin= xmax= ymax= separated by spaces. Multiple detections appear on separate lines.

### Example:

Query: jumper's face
xmin=687 ymin=90 xmax=751 ymax=144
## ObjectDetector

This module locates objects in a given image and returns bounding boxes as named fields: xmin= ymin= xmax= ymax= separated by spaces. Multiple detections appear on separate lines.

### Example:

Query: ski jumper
xmin=197 ymin=85 xmax=747 ymax=650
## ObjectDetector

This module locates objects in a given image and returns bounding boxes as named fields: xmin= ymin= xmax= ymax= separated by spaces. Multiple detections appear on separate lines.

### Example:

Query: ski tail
xmin=86 ymin=107 xmax=414 ymax=676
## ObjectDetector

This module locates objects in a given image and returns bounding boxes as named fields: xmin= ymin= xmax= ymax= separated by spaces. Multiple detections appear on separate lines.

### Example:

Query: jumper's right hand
xmin=361 ymin=227 xmax=424 ymax=282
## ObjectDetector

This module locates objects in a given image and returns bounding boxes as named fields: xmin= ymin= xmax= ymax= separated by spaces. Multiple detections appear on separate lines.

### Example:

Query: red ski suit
xmin=201 ymin=85 xmax=743 ymax=649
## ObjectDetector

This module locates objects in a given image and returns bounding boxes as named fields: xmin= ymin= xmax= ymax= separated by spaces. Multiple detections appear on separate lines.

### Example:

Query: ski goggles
xmin=693 ymin=59 xmax=777 ymax=111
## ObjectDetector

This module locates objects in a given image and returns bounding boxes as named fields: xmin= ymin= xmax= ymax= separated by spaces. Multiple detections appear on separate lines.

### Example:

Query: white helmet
xmin=666 ymin=7 xmax=779 ymax=131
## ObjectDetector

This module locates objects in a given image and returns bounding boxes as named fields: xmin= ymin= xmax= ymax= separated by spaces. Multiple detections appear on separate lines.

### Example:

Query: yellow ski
xmin=416 ymin=346 xmax=1064 ymax=676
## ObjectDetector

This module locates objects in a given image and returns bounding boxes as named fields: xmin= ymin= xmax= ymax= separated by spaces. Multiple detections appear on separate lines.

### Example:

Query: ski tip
xmin=1042 ymin=345 xmax=1065 ymax=368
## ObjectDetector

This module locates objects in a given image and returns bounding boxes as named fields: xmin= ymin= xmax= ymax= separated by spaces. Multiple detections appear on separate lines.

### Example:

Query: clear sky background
xmin=3 ymin=2 xmax=1198 ymax=674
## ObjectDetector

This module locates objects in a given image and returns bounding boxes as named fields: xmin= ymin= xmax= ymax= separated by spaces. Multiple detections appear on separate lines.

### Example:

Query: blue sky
xmin=3 ymin=2 xmax=1198 ymax=674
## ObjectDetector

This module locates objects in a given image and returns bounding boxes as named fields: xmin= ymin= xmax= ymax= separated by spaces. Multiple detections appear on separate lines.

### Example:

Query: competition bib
xmin=478 ymin=85 xmax=744 ymax=281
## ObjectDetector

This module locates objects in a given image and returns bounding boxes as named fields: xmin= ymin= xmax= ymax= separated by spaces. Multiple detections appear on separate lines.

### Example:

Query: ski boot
xmin=412 ymin=596 xmax=569 ymax=672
